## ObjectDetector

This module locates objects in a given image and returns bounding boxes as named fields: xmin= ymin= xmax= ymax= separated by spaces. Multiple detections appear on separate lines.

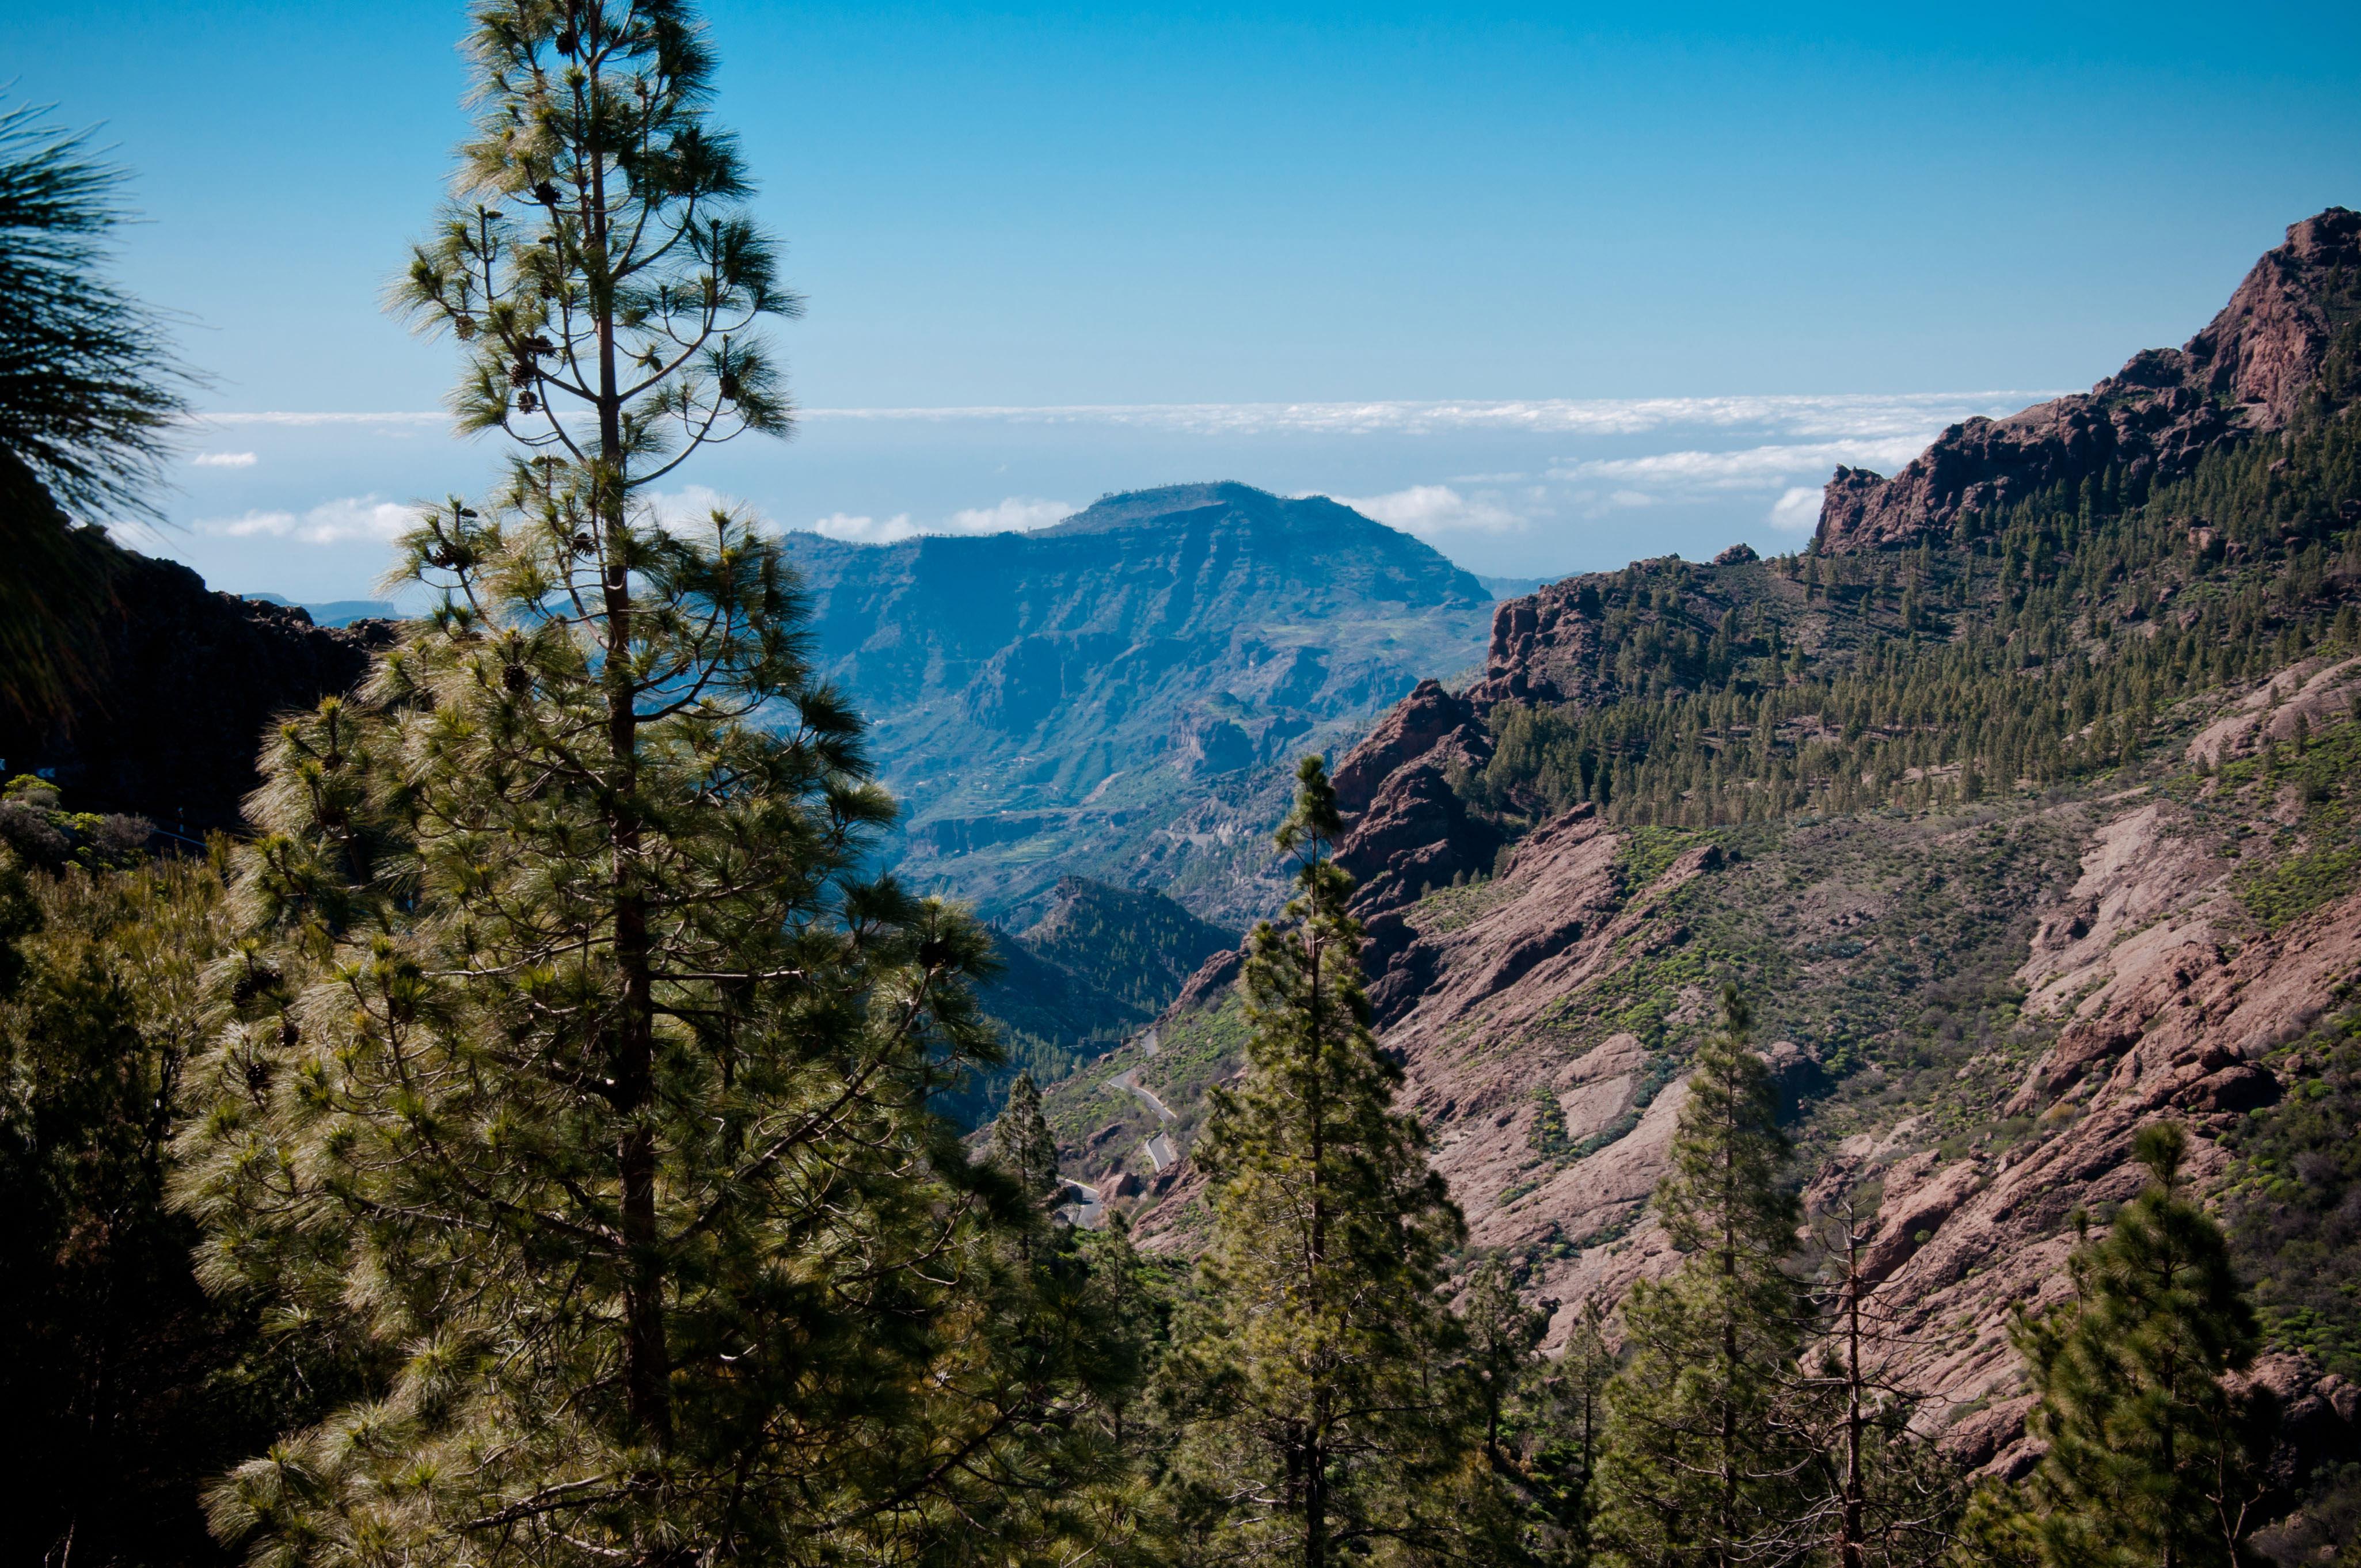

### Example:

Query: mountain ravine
xmin=1040 ymin=207 xmax=2361 ymax=1512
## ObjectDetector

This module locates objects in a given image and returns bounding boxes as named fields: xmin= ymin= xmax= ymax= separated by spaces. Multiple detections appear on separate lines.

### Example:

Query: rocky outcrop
xmin=1322 ymin=680 xmax=1503 ymax=947
xmin=1339 ymin=763 xmax=1505 ymax=923
xmin=1817 ymin=207 xmax=2361 ymax=554
xmin=2183 ymin=655 xmax=2361 ymax=767
xmin=1465 ymin=577 xmax=1614 ymax=710
xmin=0 ymin=539 xmax=393 ymax=831
xmin=1370 ymin=776 xmax=2361 ymax=1475
xmin=1331 ymin=679 xmax=1482 ymax=813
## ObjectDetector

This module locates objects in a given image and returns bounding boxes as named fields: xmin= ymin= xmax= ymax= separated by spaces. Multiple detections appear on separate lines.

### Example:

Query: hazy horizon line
xmin=188 ymin=389 xmax=2065 ymax=437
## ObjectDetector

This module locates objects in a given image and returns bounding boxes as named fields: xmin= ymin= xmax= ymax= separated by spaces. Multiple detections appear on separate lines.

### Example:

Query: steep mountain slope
xmin=1041 ymin=209 xmax=2361 ymax=1498
xmin=947 ymin=876 xmax=1238 ymax=1129
xmin=781 ymin=482 xmax=1496 ymax=924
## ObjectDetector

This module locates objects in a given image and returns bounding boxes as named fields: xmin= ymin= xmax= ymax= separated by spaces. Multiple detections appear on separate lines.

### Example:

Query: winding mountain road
xmin=1108 ymin=1065 xmax=1178 ymax=1123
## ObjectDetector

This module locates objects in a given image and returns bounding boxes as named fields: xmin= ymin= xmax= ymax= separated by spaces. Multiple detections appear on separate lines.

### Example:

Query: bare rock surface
xmin=2184 ymin=655 xmax=2360 ymax=767
xmin=1120 ymin=768 xmax=2361 ymax=1469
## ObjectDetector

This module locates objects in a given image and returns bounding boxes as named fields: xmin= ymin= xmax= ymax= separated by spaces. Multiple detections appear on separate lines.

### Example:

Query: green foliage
xmin=1592 ymin=989 xmax=1812 ymax=1568
xmin=0 ymin=772 xmax=157 ymax=871
xmin=2225 ymin=1008 xmax=2361 ymax=1377
xmin=1023 ymin=876 xmax=1241 ymax=1020
xmin=2236 ymin=710 xmax=2361 ymax=930
xmin=1976 ymin=1122 xmax=2275 ymax=1568
xmin=1462 ymin=414 xmax=2361 ymax=835
xmin=391 ymin=5 xmax=794 ymax=453
xmin=0 ymin=95 xmax=200 ymax=718
xmin=1463 ymin=1258 xmax=1598 ymax=1563
xmin=990 ymin=1071 xmax=1065 ymax=1204
xmin=1614 ymin=825 xmax=1704 ymax=889
xmin=947 ymin=877 xmax=1240 ymax=1130
xmin=1526 ymin=1297 xmax=1615 ymax=1558
xmin=1466 ymin=1257 xmax=1552 ymax=1470
xmin=0 ymin=98 xmax=195 ymax=519
xmin=0 ymin=850 xmax=366 ymax=1567
xmin=1157 ymin=758 xmax=1516 ymax=1567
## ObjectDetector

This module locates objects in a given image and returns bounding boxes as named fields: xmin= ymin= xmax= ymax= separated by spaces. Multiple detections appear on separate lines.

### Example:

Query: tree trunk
xmin=1719 ymin=1074 xmax=1739 ymax=1568
xmin=1841 ymin=1228 xmax=1865 ymax=1568
xmin=1305 ymin=899 xmax=1328 ymax=1568
xmin=590 ymin=136 xmax=671 ymax=1451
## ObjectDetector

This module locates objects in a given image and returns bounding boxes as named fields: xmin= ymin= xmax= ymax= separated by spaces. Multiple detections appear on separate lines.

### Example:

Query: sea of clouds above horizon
xmin=141 ymin=390 xmax=2055 ymax=603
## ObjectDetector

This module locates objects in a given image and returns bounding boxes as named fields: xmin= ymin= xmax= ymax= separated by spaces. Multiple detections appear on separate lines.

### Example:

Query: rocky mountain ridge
xmin=0 ymin=527 xmax=394 ymax=831
xmin=1033 ymin=210 xmax=2361 ymax=1519
xmin=1819 ymin=207 xmax=2361 ymax=554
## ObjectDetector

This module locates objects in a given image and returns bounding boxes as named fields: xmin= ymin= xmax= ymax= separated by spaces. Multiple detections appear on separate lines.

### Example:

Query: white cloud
xmin=943 ymin=496 xmax=1073 ymax=534
xmin=798 ymin=391 xmax=2055 ymax=440
xmin=199 ymin=494 xmax=414 ymax=545
xmin=806 ymin=511 xmax=918 ymax=544
xmin=642 ymin=483 xmax=770 ymax=538
xmin=192 ymin=393 xmax=2058 ymax=443
xmin=191 ymin=451 xmax=257 ymax=468
xmin=796 ymin=496 xmax=1072 ymax=546
xmin=1548 ymin=436 xmax=1927 ymax=495
xmin=210 ymin=510 xmax=296 ymax=538
xmin=1335 ymin=484 xmax=1528 ymax=537
xmin=192 ymin=410 xmax=452 ymax=427
xmin=1769 ymin=486 xmax=1825 ymax=532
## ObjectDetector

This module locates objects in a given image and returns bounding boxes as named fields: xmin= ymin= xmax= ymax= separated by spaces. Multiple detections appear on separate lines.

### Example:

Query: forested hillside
xmin=949 ymin=875 xmax=1239 ymax=1127
xmin=1058 ymin=207 xmax=2361 ymax=1554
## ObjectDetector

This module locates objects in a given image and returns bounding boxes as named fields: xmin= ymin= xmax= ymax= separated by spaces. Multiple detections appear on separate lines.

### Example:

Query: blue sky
xmin=19 ymin=1 xmax=2361 ymax=596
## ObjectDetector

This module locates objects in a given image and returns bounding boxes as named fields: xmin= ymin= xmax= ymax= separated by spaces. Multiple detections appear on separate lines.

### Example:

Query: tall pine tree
xmin=989 ymin=1070 xmax=1063 ymax=1206
xmin=174 ymin=4 xmax=1125 ymax=1561
xmin=1972 ymin=1121 xmax=2275 ymax=1568
xmin=1592 ymin=987 xmax=1812 ymax=1568
xmin=1466 ymin=1257 xmax=1551 ymax=1471
xmin=1157 ymin=755 xmax=1512 ymax=1568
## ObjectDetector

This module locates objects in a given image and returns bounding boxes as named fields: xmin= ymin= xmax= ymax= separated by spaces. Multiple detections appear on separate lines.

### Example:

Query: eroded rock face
xmin=1332 ymin=678 xmax=1482 ymax=814
xmin=1375 ymin=782 xmax=2361 ymax=1474
xmin=1324 ymin=676 xmax=1504 ymax=930
xmin=1817 ymin=208 xmax=2361 ymax=555
xmin=1130 ymin=748 xmax=2361 ymax=1475
xmin=1466 ymin=579 xmax=1614 ymax=710
xmin=2184 ymin=655 xmax=2361 ymax=768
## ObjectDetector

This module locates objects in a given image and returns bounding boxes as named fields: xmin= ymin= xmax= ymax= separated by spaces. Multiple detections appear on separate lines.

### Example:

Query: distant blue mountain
xmin=243 ymin=592 xmax=398 ymax=628
xmin=781 ymin=482 xmax=1496 ymax=924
